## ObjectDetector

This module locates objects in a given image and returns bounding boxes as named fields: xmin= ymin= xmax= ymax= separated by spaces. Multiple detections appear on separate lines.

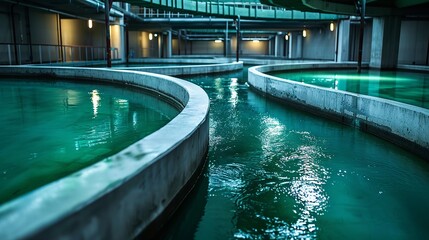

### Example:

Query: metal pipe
xmin=105 ymin=0 xmax=111 ymax=67
xmin=25 ymin=7 xmax=33 ymax=63
xmin=39 ymin=45 xmax=42 ymax=63
xmin=8 ymin=44 xmax=12 ymax=65
xmin=184 ymin=30 xmax=188 ymax=55
xmin=10 ymin=4 xmax=18 ymax=65
xmin=74 ymin=0 xmax=123 ymax=17
xmin=125 ymin=23 xmax=129 ymax=63
xmin=334 ymin=20 xmax=340 ymax=62
xmin=236 ymin=15 xmax=240 ymax=62
xmin=58 ymin=14 xmax=63 ymax=62
xmin=426 ymin=39 xmax=429 ymax=66
xmin=225 ymin=21 xmax=228 ymax=57
xmin=357 ymin=0 xmax=366 ymax=73
xmin=48 ymin=45 xmax=51 ymax=63
xmin=178 ymin=30 xmax=181 ymax=55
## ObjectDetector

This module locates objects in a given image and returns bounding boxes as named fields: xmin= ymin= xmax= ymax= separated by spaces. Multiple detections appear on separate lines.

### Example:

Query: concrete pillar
xmin=184 ymin=30 xmax=188 ymax=55
xmin=296 ymin=34 xmax=303 ymax=59
xmin=167 ymin=30 xmax=172 ymax=58
xmin=288 ymin=33 xmax=293 ymax=59
xmin=178 ymin=30 xmax=181 ymax=55
xmin=288 ymin=32 xmax=303 ymax=59
xmin=119 ymin=18 xmax=126 ymax=61
xmin=370 ymin=16 xmax=401 ymax=69
xmin=274 ymin=34 xmax=284 ymax=57
xmin=274 ymin=35 xmax=278 ymax=57
xmin=337 ymin=19 xmax=351 ymax=62
xmin=284 ymin=34 xmax=288 ymax=57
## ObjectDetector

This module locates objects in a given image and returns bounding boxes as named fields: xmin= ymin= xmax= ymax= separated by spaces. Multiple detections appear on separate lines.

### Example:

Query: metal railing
xmin=0 ymin=43 xmax=119 ymax=65
xmin=130 ymin=6 xmax=194 ymax=18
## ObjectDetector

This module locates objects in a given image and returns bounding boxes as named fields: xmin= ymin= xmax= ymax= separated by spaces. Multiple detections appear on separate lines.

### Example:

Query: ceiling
xmin=261 ymin=0 xmax=429 ymax=16
xmin=4 ymin=0 xmax=429 ymax=20
xmin=1 ymin=0 xmax=117 ymax=22
xmin=2 ymin=0 xmax=428 ymax=39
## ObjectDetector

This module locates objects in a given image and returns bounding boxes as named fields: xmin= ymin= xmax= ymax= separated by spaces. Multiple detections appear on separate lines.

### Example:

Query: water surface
xmin=0 ymin=79 xmax=179 ymax=204
xmin=269 ymin=69 xmax=429 ymax=109
xmin=161 ymin=69 xmax=429 ymax=239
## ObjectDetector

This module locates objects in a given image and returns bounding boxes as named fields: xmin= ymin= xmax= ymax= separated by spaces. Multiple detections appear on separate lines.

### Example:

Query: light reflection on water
xmin=231 ymin=124 xmax=331 ymax=238
xmin=0 ymin=80 xmax=179 ymax=204
xmin=160 ymin=68 xmax=429 ymax=240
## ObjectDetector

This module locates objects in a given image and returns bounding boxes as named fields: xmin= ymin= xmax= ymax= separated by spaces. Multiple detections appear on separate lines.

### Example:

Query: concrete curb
xmin=0 ymin=66 xmax=210 ymax=239
xmin=248 ymin=62 xmax=429 ymax=161
xmin=120 ymin=61 xmax=243 ymax=76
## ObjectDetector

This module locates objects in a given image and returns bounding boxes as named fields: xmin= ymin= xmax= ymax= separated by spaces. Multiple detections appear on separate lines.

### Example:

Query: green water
xmin=161 ymin=69 xmax=429 ymax=239
xmin=269 ymin=69 xmax=429 ymax=109
xmin=0 ymin=79 xmax=179 ymax=204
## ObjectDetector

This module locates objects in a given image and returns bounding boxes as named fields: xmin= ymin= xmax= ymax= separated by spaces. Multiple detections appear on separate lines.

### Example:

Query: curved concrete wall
xmin=122 ymin=61 xmax=243 ymax=76
xmin=248 ymin=63 xmax=429 ymax=161
xmin=0 ymin=66 xmax=210 ymax=239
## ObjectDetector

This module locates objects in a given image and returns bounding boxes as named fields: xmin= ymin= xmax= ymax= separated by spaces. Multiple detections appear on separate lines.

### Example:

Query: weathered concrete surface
xmin=120 ymin=61 xmax=243 ymax=76
xmin=0 ymin=66 xmax=210 ymax=240
xmin=370 ymin=16 xmax=401 ymax=69
xmin=129 ymin=57 xmax=231 ymax=64
xmin=248 ymin=63 xmax=429 ymax=161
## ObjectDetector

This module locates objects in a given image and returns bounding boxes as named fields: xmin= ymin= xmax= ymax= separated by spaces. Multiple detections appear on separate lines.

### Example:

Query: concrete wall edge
xmin=248 ymin=62 xmax=429 ymax=161
xmin=0 ymin=66 xmax=210 ymax=240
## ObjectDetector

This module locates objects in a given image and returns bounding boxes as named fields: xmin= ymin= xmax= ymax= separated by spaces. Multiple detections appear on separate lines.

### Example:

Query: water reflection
xmin=233 ymin=117 xmax=330 ymax=238
xmin=90 ymin=89 xmax=101 ymax=117
xmin=229 ymin=78 xmax=239 ymax=107
xmin=0 ymin=80 xmax=179 ymax=204
xmin=168 ymin=70 xmax=332 ymax=239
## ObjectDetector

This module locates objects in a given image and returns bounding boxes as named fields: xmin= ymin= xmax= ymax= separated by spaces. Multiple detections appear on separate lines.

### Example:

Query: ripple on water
xmin=209 ymin=162 xmax=246 ymax=196
xmin=227 ymin=138 xmax=331 ymax=238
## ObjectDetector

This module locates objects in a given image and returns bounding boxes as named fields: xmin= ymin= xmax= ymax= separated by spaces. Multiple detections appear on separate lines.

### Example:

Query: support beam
xmin=288 ymin=32 xmax=293 ymax=59
xmin=235 ymin=15 xmax=240 ymax=62
xmin=370 ymin=16 xmax=401 ymax=69
xmin=224 ymin=21 xmax=228 ymax=57
xmin=125 ymin=20 xmax=129 ymax=63
xmin=11 ymin=5 xmax=18 ymax=65
xmin=167 ymin=30 xmax=172 ymax=58
xmin=178 ymin=30 xmax=181 ymax=55
xmin=274 ymin=34 xmax=279 ymax=57
xmin=357 ymin=0 xmax=366 ymax=73
xmin=337 ymin=20 xmax=350 ymax=62
xmin=105 ymin=0 xmax=111 ymax=67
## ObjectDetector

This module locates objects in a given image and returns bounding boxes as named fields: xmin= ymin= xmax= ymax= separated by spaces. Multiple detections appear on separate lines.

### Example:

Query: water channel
xmin=161 ymin=67 xmax=429 ymax=239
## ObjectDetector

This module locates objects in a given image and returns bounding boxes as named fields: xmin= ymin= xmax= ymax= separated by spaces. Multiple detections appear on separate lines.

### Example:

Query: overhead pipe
xmin=74 ymin=0 xmax=123 ymax=17
xmin=2 ymin=0 xmax=114 ymax=22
